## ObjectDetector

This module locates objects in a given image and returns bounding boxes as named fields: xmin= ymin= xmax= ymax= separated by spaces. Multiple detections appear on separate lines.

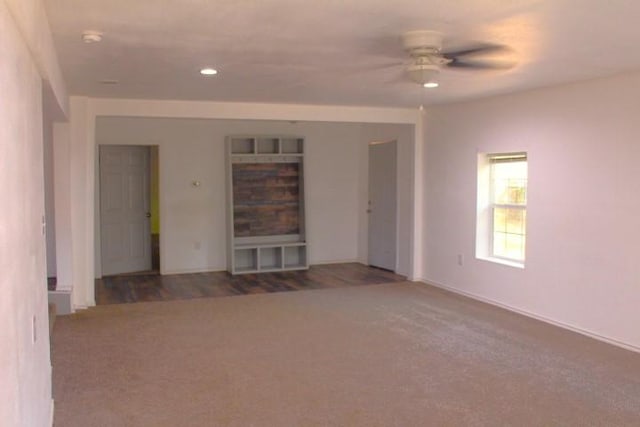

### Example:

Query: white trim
xmin=310 ymin=259 xmax=361 ymax=265
xmin=489 ymin=162 xmax=527 ymax=262
xmin=476 ymin=256 xmax=524 ymax=269
xmin=161 ymin=267 xmax=227 ymax=275
xmin=410 ymin=111 xmax=425 ymax=280
xmin=91 ymin=98 xmax=420 ymax=125
xmin=49 ymin=399 xmax=55 ymax=427
xmin=147 ymin=260 xmax=364 ymax=275
xmin=417 ymin=278 xmax=640 ymax=354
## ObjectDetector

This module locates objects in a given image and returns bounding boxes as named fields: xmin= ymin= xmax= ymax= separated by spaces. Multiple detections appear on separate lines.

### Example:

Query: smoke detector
xmin=82 ymin=31 xmax=103 ymax=44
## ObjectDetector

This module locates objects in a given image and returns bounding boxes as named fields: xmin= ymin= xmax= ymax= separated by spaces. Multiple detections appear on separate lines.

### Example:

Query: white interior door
xmin=368 ymin=141 xmax=397 ymax=271
xmin=100 ymin=145 xmax=151 ymax=275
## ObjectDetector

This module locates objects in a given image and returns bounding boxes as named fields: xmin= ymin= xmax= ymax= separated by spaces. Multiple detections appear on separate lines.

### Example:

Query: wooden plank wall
xmin=232 ymin=163 xmax=300 ymax=237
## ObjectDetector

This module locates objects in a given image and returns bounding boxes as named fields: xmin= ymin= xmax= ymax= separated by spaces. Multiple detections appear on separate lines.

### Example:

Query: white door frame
xmin=97 ymin=144 xmax=152 ymax=276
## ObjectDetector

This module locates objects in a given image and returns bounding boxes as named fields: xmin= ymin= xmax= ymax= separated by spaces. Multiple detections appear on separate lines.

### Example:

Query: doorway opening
xmin=150 ymin=146 xmax=160 ymax=271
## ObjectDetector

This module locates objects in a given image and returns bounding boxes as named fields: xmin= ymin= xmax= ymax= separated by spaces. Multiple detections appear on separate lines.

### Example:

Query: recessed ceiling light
xmin=200 ymin=68 xmax=218 ymax=76
xmin=423 ymin=82 xmax=439 ymax=88
xmin=82 ymin=31 xmax=103 ymax=43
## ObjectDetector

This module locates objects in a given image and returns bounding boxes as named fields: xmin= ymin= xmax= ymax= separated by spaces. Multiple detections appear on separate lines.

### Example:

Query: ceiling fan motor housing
xmin=402 ymin=30 xmax=444 ymax=53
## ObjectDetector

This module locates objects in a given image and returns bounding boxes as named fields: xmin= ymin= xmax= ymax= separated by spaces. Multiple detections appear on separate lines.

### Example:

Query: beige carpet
xmin=52 ymin=282 xmax=640 ymax=426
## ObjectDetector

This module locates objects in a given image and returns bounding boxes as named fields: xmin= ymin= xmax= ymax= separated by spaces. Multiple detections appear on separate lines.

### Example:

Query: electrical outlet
xmin=457 ymin=254 xmax=464 ymax=266
xmin=194 ymin=241 xmax=201 ymax=250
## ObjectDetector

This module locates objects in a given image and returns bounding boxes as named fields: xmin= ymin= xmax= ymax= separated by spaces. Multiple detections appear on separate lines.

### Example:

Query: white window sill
xmin=477 ymin=256 xmax=525 ymax=269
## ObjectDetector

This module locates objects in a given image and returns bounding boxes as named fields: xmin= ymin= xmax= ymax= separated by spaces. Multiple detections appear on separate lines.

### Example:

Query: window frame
xmin=488 ymin=152 xmax=527 ymax=263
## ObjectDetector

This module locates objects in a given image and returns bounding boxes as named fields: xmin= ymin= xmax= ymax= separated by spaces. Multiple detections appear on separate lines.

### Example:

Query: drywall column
xmin=0 ymin=1 xmax=57 ymax=424
xmin=69 ymin=97 xmax=96 ymax=308
xmin=409 ymin=110 xmax=425 ymax=281
xmin=5 ymin=0 xmax=69 ymax=116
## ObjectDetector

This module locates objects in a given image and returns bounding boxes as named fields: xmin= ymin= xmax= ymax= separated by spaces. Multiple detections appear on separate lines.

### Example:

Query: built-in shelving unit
xmin=226 ymin=136 xmax=308 ymax=274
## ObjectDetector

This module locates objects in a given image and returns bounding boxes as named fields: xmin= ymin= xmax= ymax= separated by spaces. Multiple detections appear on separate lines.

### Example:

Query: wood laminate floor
xmin=95 ymin=263 xmax=406 ymax=305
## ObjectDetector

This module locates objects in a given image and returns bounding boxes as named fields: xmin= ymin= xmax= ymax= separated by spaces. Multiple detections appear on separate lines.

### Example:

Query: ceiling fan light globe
xmin=200 ymin=68 xmax=218 ymax=76
xmin=406 ymin=63 xmax=440 ymax=85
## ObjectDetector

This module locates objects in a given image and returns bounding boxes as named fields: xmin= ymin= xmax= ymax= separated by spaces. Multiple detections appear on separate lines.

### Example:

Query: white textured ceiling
xmin=44 ymin=0 xmax=640 ymax=108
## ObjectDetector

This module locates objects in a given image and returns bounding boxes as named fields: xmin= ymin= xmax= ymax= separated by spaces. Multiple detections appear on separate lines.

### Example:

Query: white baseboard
xmin=418 ymin=278 xmax=640 ymax=354
xmin=134 ymin=261 xmax=365 ymax=276
xmin=48 ymin=290 xmax=73 ymax=315
xmin=311 ymin=259 xmax=361 ymax=265
xmin=161 ymin=267 xmax=226 ymax=275
xmin=49 ymin=399 xmax=54 ymax=427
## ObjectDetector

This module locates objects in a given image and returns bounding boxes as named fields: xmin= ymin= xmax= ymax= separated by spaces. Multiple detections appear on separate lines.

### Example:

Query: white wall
xmin=95 ymin=118 xmax=413 ymax=276
xmin=5 ymin=0 xmax=68 ymax=116
xmin=422 ymin=71 xmax=640 ymax=350
xmin=0 ymin=0 xmax=55 ymax=425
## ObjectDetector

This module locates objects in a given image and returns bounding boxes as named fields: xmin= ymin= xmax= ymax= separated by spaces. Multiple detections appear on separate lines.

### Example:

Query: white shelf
xmin=235 ymin=240 xmax=306 ymax=249
xmin=228 ymin=135 xmax=304 ymax=156
xmin=227 ymin=135 xmax=308 ymax=275
xmin=231 ymin=242 xmax=307 ymax=274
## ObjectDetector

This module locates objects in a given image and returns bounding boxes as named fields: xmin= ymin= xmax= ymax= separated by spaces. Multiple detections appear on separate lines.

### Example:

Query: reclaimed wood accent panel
xmin=232 ymin=163 xmax=300 ymax=237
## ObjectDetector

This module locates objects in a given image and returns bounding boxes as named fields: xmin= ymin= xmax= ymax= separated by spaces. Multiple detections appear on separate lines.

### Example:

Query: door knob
xmin=145 ymin=212 xmax=151 ymax=218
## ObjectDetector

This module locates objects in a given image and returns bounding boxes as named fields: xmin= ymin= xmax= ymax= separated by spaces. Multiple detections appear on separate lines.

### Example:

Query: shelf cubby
xmin=281 ymin=138 xmax=304 ymax=154
xmin=284 ymin=245 xmax=307 ymax=269
xmin=231 ymin=138 xmax=255 ymax=154
xmin=234 ymin=248 xmax=258 ymax=272
xmin=257 ymin=138 xmax=279 ymax=154
xmin=259 ymin=246 xmax=283 ymax=270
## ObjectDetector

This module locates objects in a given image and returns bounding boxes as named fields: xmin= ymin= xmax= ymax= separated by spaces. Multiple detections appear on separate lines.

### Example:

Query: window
xmin=489 ymin=153 xmax=527 ymax=261
xmin=476 ymin=152 xmax=528 ymax=266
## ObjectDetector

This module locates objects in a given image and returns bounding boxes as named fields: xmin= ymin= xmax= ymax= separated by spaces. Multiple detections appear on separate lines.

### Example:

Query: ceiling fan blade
xmin=334 ymin=59 xmax=405 ymax=72
xmin=442 ymin=44 xmax=509 ymax=59
xmin=446 ymin=58 xmax=515 ymax=70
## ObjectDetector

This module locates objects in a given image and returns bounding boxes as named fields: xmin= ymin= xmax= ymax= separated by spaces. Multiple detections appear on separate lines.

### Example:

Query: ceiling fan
xmin=400 ymin=30 xmax=515 ymax=86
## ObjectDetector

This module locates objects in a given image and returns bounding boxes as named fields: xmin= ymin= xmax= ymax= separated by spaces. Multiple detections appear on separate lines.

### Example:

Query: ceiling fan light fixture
xmin=82 ymin=31 xmax=103 ymax=43
xmin=406 ymin=63 xmax=439 ymax=86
